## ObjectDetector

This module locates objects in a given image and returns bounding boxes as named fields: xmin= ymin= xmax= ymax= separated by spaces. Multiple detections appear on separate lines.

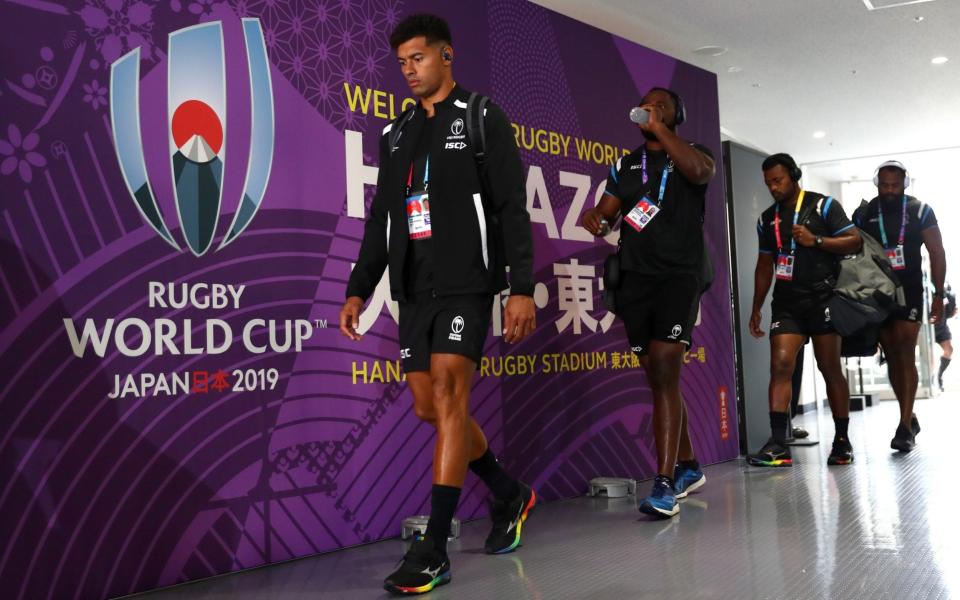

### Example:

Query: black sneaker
xmin=747 ymin=438 xmax=793 ymax=467
xmin=792 ymin=426 xmax=810 ymax=439
xmin=827 ymin=437 xmax=854 ymax=465
xmin=484 ymin=482 xmax=536 ymax=554
xmin=891 ymin=424 xmax=916 ymax=453
xmin=911 ymin=414 xmax=921 ymax=437
xmin=383 ymin=535 xmax=451 ymax=595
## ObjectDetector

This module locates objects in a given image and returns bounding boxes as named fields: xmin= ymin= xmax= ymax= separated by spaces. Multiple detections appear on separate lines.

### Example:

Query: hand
xmin=339 ymin=296 xmax=365 ymax=341
xmin=749 ymin=309 xmax=765 ymax=338
xmin=580 ymin=208 xmax=608 ymax=237
xmin=930 ymin=295 xmax=945 ymax=324
xmin=503 ymin=295 xmax=536 ymax=343
xmin=637 ymin=104 xmax=667 ymax=135
xmin=792 ymin=225 xmax=817 ymax=248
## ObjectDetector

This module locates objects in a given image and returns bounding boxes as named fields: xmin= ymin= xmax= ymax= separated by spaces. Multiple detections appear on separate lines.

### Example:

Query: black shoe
xmin=383 ymin=535 xmax=451 ymax=595
xmin=792 ymin=426 xmax=810 ymax=439
xmin=911 ymin=414 xmax=921 ymax=437
xmin=485 ymin=482 xmax=536 ymax=554
xmin=827 ymin=437 xmax=854 ymax=465
xmin=747 ymin=438 xmax=793 ymax=467
xmin=891 ymin=424 xmax=916 ymax=453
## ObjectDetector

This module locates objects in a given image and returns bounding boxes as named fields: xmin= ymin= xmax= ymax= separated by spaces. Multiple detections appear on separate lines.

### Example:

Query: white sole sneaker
xmin=675 ymin=474 xmax=706 ymax=499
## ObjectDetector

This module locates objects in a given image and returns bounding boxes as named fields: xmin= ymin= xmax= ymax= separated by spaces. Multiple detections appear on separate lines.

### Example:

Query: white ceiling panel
xmin=533 ymin=0 xmax=960 ymax=164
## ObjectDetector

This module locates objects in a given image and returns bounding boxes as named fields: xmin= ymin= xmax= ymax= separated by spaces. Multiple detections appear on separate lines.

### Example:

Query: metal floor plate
xmin=135 ymin=397 xmax=960 ymax=600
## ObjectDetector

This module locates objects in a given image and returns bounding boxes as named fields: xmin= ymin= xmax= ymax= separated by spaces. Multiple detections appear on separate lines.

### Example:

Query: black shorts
xmin=888 ymin=284 xmax=923 ymax=323
xmin=935 ymin=320 xmax=952 ymax=343
xmin=770 ymin=301 xmax=834 ymax=337
xmin=618 ymin=272 xmax=700 ymax=356
xmin=398 ymin=293 xmax=492 ymax=372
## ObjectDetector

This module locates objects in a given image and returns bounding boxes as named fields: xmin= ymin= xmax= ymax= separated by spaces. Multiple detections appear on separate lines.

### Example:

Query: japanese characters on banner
xmin=0 ymin=0 xmax=737 ymax=597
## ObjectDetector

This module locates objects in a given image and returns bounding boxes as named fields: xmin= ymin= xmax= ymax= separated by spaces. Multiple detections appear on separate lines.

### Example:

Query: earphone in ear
xmin=763 ymin=153 xmax=802 ymax=182
xmin=873 ymin=160 xmax=911 ymax=188
xmin=647 ymin=87 xmax=686 ymax=126
xmin=441 ymin=48 xmax=452 ymax=61
xmin=671 ymin=91 xmax=686 ymax=126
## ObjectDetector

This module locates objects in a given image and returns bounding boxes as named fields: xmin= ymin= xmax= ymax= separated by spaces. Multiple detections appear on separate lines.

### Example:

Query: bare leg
xmin=408 ymin=370 xmax=487 ymax=465
xmin=641 ymin=341 xmax=688 ymax=477
xmin=880 ymin=320 xmax=921 ymax=428
xmin=769 ymin=334 xmax=807 ymax=412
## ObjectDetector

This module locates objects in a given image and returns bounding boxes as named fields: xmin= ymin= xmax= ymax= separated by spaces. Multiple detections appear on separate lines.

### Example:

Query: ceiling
xmin=533 ymin=0 xmax=960 ymax=167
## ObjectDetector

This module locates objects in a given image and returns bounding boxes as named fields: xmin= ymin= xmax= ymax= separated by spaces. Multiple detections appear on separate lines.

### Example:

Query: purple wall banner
xmin=0 ymin=0 xmax=738 ymax=597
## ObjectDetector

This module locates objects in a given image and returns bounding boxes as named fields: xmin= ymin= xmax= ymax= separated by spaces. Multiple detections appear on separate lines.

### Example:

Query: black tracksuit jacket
xmin=346 ymin=85 xmax=534 ymax=302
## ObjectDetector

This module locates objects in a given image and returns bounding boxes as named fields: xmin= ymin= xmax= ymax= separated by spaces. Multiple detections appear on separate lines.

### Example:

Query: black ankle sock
xmin=468 ymin=449 xmax=520 ymax=501
xmin=770 ymin=411 xmax=790 ymax=443
xmin=678 ymin=459 xmax=700 ymax=472
xmin=940 ymin=357 xmax=951 ymax=379
xmin=425 ymin=485 xmax=461 ymax=555
xmin=833 ymin=417 xmax=850 ymax=440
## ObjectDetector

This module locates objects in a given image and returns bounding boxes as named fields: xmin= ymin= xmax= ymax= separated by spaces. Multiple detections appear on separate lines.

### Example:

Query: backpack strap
xmin=387 ymin=107 xmax=416 ymax=155
xmin=797 ymin=192 xmax=819 ymax=226
xmin=852 ymin=198 xmax=872 ymax=227
xmin=916 ymin=199 xmax=932 ymax=225
xmin=465 ymin=92 xmax=489 ymax=168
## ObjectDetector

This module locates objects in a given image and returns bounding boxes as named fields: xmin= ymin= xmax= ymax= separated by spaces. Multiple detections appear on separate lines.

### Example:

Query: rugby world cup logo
xmin=109 ymin=19 xmax=275 ymax=255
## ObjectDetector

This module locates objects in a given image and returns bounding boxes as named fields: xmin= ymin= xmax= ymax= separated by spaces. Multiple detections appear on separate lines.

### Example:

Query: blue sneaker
xmin=639 ymin=475 xmax=679 ymax=518
xmin=673 ymin=464 xmax=706 ymax=499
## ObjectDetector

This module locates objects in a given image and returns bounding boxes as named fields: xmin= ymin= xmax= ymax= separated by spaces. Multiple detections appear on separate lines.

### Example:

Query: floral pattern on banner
xmin=82 ymin=79 xmax=109 ymax=110
xmin=78 ymin=0 xmax=158 ymax=64
xmin=238 ymin=0 xmax=402 ymax=129
xmin=0 ymin=124 xmax=47 ymax=184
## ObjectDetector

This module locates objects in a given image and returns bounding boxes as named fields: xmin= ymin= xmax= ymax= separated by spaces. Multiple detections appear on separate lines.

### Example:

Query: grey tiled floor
xmin=135 ymin=397 xmax=960 ymax=599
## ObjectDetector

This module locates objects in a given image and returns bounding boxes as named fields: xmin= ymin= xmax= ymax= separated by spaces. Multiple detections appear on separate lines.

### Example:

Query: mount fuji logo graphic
xmin=109 ymin=19 xmax=275 ymax=256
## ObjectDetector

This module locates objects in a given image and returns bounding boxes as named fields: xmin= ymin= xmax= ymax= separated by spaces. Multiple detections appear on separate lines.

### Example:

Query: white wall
xmin=799 ymin=169 xmax=842 ymax=205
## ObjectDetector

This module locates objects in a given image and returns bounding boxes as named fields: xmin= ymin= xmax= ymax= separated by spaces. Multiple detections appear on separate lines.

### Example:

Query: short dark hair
xmin=389 ymin=14 xmax=452 ymax=50
xmin=762 ymin=153 xmax=800 ymax=177
xmin=647 ymin=87 xmax=681 ymax=113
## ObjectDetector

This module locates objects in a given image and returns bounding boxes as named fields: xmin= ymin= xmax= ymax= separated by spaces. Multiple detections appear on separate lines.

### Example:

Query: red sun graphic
xmin=171 ymin=99 xmax=223 ymax=155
